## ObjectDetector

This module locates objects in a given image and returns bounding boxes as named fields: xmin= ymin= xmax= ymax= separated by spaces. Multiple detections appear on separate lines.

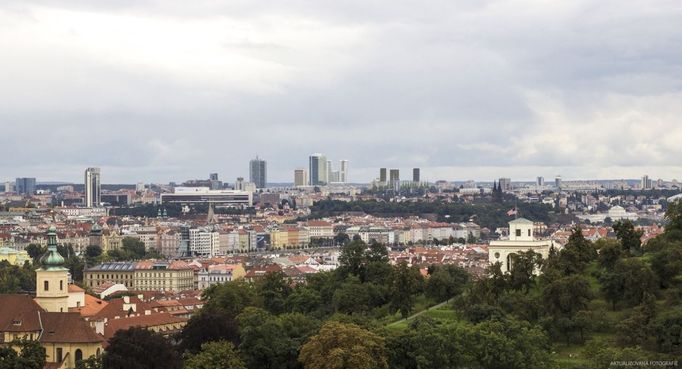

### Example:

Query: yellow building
xmin=34 ymin=226 xmax=70 ymax=313
xmin=0 ymin=247 xmax=30 ymax=266
xmin=133 ymin=260 xmax=194 ymax=292
xmin=0 ymin=226 xmax=104 ymax=369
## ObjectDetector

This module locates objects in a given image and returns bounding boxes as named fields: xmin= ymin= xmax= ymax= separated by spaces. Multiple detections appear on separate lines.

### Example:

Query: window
xmin=75 ymin=349 xmax=83 ymax=362
xmin=56 ymin=348 xmax=63 ymax=363
xmin=528 ymin=229 xmax=531 ymax=237
xmin=60 ymin=280 xmax=63 ymax=290
xmin=515 ymin=229 xmax=521 ymax=237
xmin=44 ymin=281 xmax=49 ymax=291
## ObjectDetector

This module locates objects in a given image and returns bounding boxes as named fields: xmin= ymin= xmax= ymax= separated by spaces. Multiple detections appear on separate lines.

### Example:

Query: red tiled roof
xmin=103 ymin=312 xmax=187 ymax=340
xmin=40 ymin=312 xmax=104 ymax=344
xmin=0 ymin=294 xmax=44 ymax=333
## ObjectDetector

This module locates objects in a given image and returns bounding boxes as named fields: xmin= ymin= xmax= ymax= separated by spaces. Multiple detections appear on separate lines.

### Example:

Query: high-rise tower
xmin=249 ymin=157 xmax=267 ymax=188
xmin=84 ymin=167 xmax=101 ymax=207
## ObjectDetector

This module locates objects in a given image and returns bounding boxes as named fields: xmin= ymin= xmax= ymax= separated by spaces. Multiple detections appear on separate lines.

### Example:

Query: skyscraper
xmin=498 ymin=177 xmax=511 ymax=191
xmin=340 ymin=160 xmax=349 ymax=183
xmin=15 ymin=177 xmax=36 ymax=195
xmin=641 ymin=175 xmax=652 ymax=190
xmin=379 ymin=168 xmax=387 ymax=183
xmin=389 ymin=169 xmax=400 ymax=189
xmin=294 ymin=169 xmax=308 ymax=187
xmin=309 ymin=153 xmax=327 ymax=185
xmin=555 ymin=175 xmax=562 ymax=190
xmin=412 ymin=168 xmax=420 ymax=182
xmin=537 ymin=176 xmax=545 ymax=187
xmin=327 ymin=160 xmax=333 ymax=183
xmin=249 ymin=157 xmax=267 ymax=188
xmin=84 ymin=168 xmax=101 ymax=207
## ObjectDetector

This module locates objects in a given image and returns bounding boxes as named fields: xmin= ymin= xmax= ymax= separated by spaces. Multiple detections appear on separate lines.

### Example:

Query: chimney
xmin=95 ymin=320 xmax=104 ymax=335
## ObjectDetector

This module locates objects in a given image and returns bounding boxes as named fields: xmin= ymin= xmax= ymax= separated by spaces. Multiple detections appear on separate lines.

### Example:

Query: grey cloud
xmin=0 ymin=0 xmax=681 ymax=182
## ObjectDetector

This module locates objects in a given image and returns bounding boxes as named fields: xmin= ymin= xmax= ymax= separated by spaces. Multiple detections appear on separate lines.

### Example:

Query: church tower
xmin=34 ymin=226 xmax=69 ymax=312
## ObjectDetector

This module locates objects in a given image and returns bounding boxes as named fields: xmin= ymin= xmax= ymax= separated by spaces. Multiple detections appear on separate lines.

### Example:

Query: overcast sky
xmin=1 ymin=0 xmax=681 ymax=184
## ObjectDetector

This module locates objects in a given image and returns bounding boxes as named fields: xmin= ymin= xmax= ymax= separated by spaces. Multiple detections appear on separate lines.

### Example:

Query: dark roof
xmin=86 ymin=262 xmax=136 ymax=272
xmin=40 ymin=312 xmax=104 ymax=344
xmin=0 ymin=294 xmax=44 ymax=334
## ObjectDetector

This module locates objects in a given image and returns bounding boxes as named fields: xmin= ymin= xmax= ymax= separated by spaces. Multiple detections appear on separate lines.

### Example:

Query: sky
xmin=1 ymin=0 xmax=681 ymax=184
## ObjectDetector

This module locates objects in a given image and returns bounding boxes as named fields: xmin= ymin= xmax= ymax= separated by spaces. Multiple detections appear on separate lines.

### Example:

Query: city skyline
xmin=1 ymin=1 xmax=681 ymax=183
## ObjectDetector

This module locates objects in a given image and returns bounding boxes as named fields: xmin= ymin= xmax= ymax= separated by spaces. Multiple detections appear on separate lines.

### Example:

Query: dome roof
xmin=39 ymin=226 xmax=67 ymax=271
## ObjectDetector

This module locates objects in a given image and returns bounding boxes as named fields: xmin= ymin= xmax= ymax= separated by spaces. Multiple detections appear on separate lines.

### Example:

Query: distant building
xmin=189 ymin=228 xmax=220 ymax=257
xmin=209 ymin=173 xmax=222 ymax=190
xmin=309 ymin=153 xmax=327 ymax=185
xmin=389 ymin=169 xmax=400 ymax=182
xmin=249 ymin=157 xmax=267 ymax=188
xmin=84 ymin=167 xmax=101 ymax=207
xmin=413 ymin=168 xmax=420 ymax=182
xmin=340 ymin=160 xmax=349 ymax=183
xmin=234 ymin=177 xmax=256 ymax=193
xmin=15 ymin=177 xmax=36 ymax=195
xmin=379 ymin=168 xmax=387 ymax=183
xmin=498 ymin=177 xmax=511 ymax=191
xmin=641 ymin=175 xmax=652 ymax=190
xmin=488 ymin=218 xmax=557 ymax=274
xmin=160 ymin=187 xmax=253 ymax=207
xmin=537 ymin=176 xmax=544 ymax=187
xmin=294 ymin=169 xmax=308 ymax=187
xmin=555 ymin=175 xmax=562 ymax=190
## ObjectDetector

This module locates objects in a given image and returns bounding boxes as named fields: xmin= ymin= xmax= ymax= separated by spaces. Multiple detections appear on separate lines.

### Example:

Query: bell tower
xmin=34 ymin=226 xmax=69 ymax=313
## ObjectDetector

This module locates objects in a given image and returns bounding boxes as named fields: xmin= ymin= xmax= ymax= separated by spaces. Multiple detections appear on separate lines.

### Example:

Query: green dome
xmin=39 ymin=226 xmax=67 ymax=270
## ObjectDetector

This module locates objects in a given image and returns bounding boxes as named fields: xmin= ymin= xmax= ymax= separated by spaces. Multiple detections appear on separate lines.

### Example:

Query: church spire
xmin=39 ymin=226 xmax=66 ymax=270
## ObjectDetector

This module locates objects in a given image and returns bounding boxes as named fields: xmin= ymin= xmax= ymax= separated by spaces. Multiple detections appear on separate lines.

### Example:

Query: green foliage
xmin=309 ymin=199 xmax=559 ymax=234
xmin=103 ymin=327 xmax=180 ymax=369
xmin=106 ymin=237 xmax=157 ymax=261
xmin=595 ymin=238 xmax=622 ymax=270
xmin=183 ymin=341 xmax=246 ymax=369
xmin=613 ymin=220 xmax=644 ymax=255
xmin=299 ymin=321 xmax=388 ymax=369
xmin=201 ymin=280 xmax=257 ymax=317
xmin=237 ymin=307 xmax=320 ymax=369
xmin=508 ymin=250 xmax=542 ymax=291
xmin=178 ymin=309 xmax=240 ymax=354
xmin=0 ymin=260 xmax=35 ymax=293
xmin=257 ymin=271 xmax=293 ymax=314
xmin=600 ymin=258 xmax=658 ymax=309
xmin=0 ymin=339 xmax=46 ymax=369
xmin=75 ymin=356 xmax=103 ymax=369
xmin=389 ymin=262 xmax=423 ymax=318
xmin=425 ymin=264 xmax=469 ymax=302
xmin=651 ymin=306 xmax=682 ymax=354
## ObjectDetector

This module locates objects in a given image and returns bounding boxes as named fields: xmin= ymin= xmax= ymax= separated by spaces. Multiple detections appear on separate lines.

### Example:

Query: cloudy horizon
xmin=1 ymin=0 xmax=681 ymax=183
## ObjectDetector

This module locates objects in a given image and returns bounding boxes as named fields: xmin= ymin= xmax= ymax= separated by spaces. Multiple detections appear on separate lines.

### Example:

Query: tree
xmin=338 ymin=240 xmax=366 ymax=277
xmin=601 ymin=258 xmax=659 ymax=309
xmin=76 ymin=356 xmax=103 ymax=369
xmin=650 ymin=241 xmax=682 ymax=288
xmin=651 ymin=306 xmax=682 ymax=354
xmin=389 ymin=262 xmax=422 ymax=318
xmin=85 ymin=245 xmax=103 ymax=259
xmin=103 ymin=327 xmax=181 ymax=369
xmin=183 ymin=341 xmax=246 ymax=369
xmin=178 ymin=310 xmax=240 ymax=354
xmin=425 ymin=265 xmax=469 ymax=302
xmin=0 ymin=339 xmax=45 ymax=369
xmin=25 ymin=244 xmax=46 ymax=262
xmin=557 ymin=226 xmax=596 ymax=275
xmin=237 ymin=307 xmax=317 ymax=369
xmin=333 ymin=233 xmax=350 ymax=246
xmin=508 ymin=250 xmax=541 ymax=291
xmin=121 ymin=237 xmax=147 ymax=259
xmin=541 ymin=275 xmax=593 ymax=344
xmin=595 ymin=238 xmax=622 ymax=270
xmin=613 ymin=220 xmax=643 ymax=255
xmin=257 ymin=271 xmax=292 ymax=314
xmin=299 ymin=321 xmax=388 ymax=369
xmin=202 ymin=279 xmax=257 ymax=316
